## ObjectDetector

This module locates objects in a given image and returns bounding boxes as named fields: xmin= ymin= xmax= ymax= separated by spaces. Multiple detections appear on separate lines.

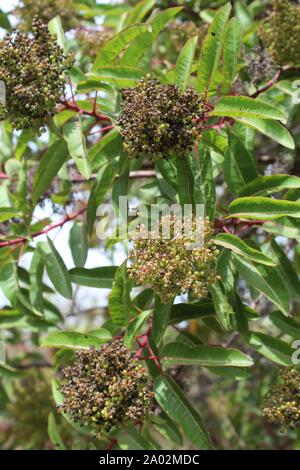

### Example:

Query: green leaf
xmin=212 ymin=96 xmax=287 ymax=121
xmin=269 ymin=311 xmax=300 ymax=339
xmin=108 ymin=261 xmax=132 ymax=327
xmin=29 ymin=249 xmax=44 ymax=312
xmin=229 ymin=197 xmax=300 ymax=220
xmin=0 ymin=207 xmax=20 ymax=223
xmin=32 ymin=140 xmax=68 ymax=206
xmin=125 ymin=0 xmax=156 ymax=26
xmin=169 ymin=302 xmax=215 ymax=324
xmin=93 ymin=24 xmax=149 ymax=70
xmin=41 ymin=329 xmax=112 ymax=350
xmin=83 ymin=66 xmax=145 ymax=89
xmin=264 ymin=217 xmax=300 ymax=239
xmin=175 ymin=156 xmax=195 ymax=208
xmin=120 ymin=7 xmax=182 ymax=67
xmin=69 ymin=221 xmax=88 ymax=268
xmin=63 ymin=120 xmax=91 ymax=179
xmin=124 ymin=309 xmax=152 ymax=348
xmin=233 ymin=116 xmax=295 ymax=149
xmin=48 ymin=16 xmax=66 ymax=52
xmin=48 ymin=413 xmax=66 ymax=450
xmin=245 ymin=331 xmax=293 ymax=366
xmin=210 ymin=280 xmax=233 ymax=330
xmin=196 ymin=2 xmax=232 ymax=94
xmin=214 ymin=233 xmax=277 ymax=266
xmin=195 ymin=144 xmax=216 ymax=219
xmin=90 ymin=130 xmax=122 ymax=171
xmin=162 ymin=342 xmax=253 ymax=367
xmin=69 ymin=266 xmax=117 ymax=288
xmin=152 ymin=297 xmax=171 ymax=348
xmin=154 ymin=374 xmax=212 ymax=449
xmin=38 ymin=239 xmax=73 ymax=300
xmin=238 ymin=174 xmax=300 ymax=197
xmin=262 ymin=239 xmax=300 ymax=299
xmin=87 ymin=163 xmax=115 ymax=234
xmin=222 ymin=18 xmax=242 ymax=94
xmin=173 ymin=36 xmax=198 ymax=90
xmin=232 ymin=253 xmax=290 ymax=316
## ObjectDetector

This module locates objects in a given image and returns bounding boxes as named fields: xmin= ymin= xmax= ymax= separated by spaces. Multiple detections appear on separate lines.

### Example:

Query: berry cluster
xmin=0 ymin=17 xmax=73 ymax=132
xmin=14 ymin=0 xmax=77 ymax=32
xmin=59 ymin=340 xmax=153 ymax=434
xmin=245 ymin=47 xmax=277 ymax=86
xmin=128 ymin=215 xmax=219 ymax=303
xmin=118 ymin=76 xmax=202 ymax=159
xmin=262 ymin=368 xmax=300 ymax=430
xmin=260 ymin=0 xmax=300 ymax=66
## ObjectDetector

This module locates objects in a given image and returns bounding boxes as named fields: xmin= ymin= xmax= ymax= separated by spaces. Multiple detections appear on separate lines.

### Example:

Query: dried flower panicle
xmin=59 ymin=340 xmax=153 ymax=434
xmin=118 ymin=76 xmax=202 ymax=159
xmin=260 ymin=0 xmax=300 ymax=66
xmin=262 ymin=368 xmax=300 ymax=430
xmin=76 ymin=27 xmax=113 ymax=59
xmin=128 ymin=215 xmax=219 ymax=303
xmin=14 ymin=0 xmax=77 ymax=32
xmin=0 ymin=17 xmax=73 ymax=133
xmin=245 ymin=46 xmax=277 ymax=86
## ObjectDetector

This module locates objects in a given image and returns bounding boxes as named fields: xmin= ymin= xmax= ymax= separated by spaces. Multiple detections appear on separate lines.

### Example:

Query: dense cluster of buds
xmin=59 ymin=340 xmax=153 ymax=434
xmin=118 ymin=76 xmax=203 ymax=159
xmin=166 ymin=20 xmax=208 ymax=53
xmin=6 ymin=373 xmax=53 ymax=449
xmin=14 ymin=0 xmax=77 ymax=32
xmin=245 ymin=47 xmax=277 ymax=86
xmin=0 ymin=17 xmax=73 ymax=132
xmin=76 ymin=27 xmax=113 ymax=59
xmin=262 ymin=368 xmax=300 ymax=430
xmin=260 ymin=0 xmax=300 ymax=66
xmin=128 ymin=215 xmax=219 ymax=303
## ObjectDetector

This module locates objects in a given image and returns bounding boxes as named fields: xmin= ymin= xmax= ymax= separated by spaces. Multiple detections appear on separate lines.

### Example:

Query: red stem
xmin=59 ymin=99 xmax=111 ymax=122
xmin=0 ymin=206 xmax=86 ymax=248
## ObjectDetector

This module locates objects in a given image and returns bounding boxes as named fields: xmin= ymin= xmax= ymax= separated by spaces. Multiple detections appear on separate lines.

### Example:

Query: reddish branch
xmin=0 ymin=172 xmax=10 ymax=180
xmin=59 ymin=99 xmax=111 ymax=122
xmin=216 ymin=216 xmax=265 ymax=235
xmin=0 ymin=206 xmax=86 ymax=248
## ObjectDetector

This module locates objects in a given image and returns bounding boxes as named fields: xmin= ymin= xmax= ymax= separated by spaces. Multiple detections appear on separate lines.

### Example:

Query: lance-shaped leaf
xmin=29 ymin=249 xmax=44 ymax=312
xmin=108 ymin=261 xmax=132 ymax=327
xmin=212 ymin=96 xmax=287 ymax=122
xmin=69 ymin=266 xmax=117 ymax=288
xmin=124 ymin=309 xmax=152 ymax=349
xmin=264 ymin=217 xmax=300 ymax=239
xmin=232 ymin=253 xmax=290 ymax=316
xmin=83 ymin=66 xmax=145 ymax=89
xmin=87 ymin=163 xmax=115 ymax=234
xmin=269 ymin=311 xmax=300 ymax=339
xmin=33 ymin=140 xmax=68 ymax=206
xmin=48 ymin=413 xmax=66 ymax=450
xmin=196 ymin=2 xmax=231 ymax=94
xmin=41 ymin=329 xmax=112 ymax=350
xmin=48 ymin=16 xmax=66 ymax=52
xmin=239 ymin=174 xmax=300 ymax=197
xmin=175 ymin=156 xmax=195 ymax=208
xmin=124 ymin=0 xmax=156 ymax=26
xmin=120 ymin=7 xmax=182 ymax=67
xmin=214 ymin=233 xmax=277 ymax=266
xmin=92 ymin=24 xmax=149 ymax=70
xmin=162 ymin=342 xmax=253 ymax=367
xmin=63 ymin=120 xmax=91 ymax=179
xmin=38 ymin=239 xmax=73 ymax=300
xmin=234 ymin=116 xmax=295 ymax=149
xmin=210 ymin=280 xmax=233 ymax=331
xmin=152 ymin=297 xmax=171 ymax=347
xmin=244 ymin=331 xmax=293 ymax=366
xmin=173 ymin=36 xmax=198 ymax=90
xmin=69 ymin=221 xmax=88 ymax=268
xmin=169 ymin=301 xmax=215 ymax=324
xmin=229 ymin=197 xmax=300 ymax=220
xmin=154 ymin=374 xmax=212 ymax=449
xmin=0 ymin=207 xmax=20 ymax=223
xmin=222 ymin=17 xmax=242 ymax=94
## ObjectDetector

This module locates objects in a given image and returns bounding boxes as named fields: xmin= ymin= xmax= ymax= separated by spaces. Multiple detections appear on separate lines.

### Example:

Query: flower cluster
xmin=128 ymin=215 xmax=219 ymax=303
xmin=59 ymin=339 xmax=153 ymax=434
xmin=0 ymin=17 xmax=73 ymax=132
xmin=166 ymin=20 xmax=208 ymax=54
xmin=118 ymin=76 xmax=202 ymax=159
xmin=76 ymin=27 xmax=113 ymax=59
xmin=14 ymin=0 xmax=77 ymax=32
xmin=260 ymin=0 xmax=300 ymax=66
xmin=245 ymin=47 xmax=277 ymax=86
xmin=262 ymin=368 xmax=300 ymax=430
